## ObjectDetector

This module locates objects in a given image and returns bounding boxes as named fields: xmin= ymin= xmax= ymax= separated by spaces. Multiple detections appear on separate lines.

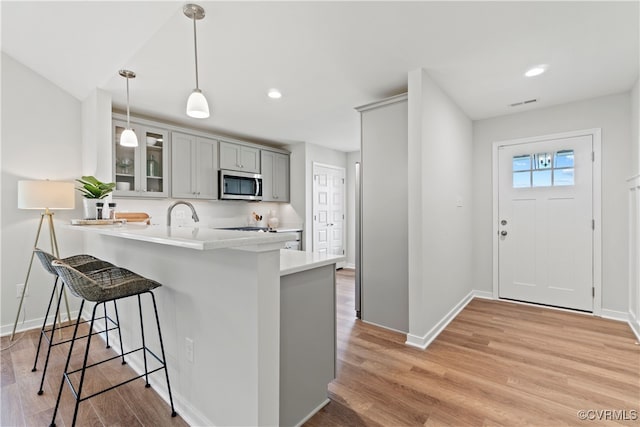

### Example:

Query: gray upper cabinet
xmin=219 ymin=141 xmax=260 ymax=173
xmin=261 ymin=150 xmax=290 ymax=202
xmin=113 ymin=120 xmax=169 ymax=198
xmin=171 ymin=132 xmax=218 ymax=199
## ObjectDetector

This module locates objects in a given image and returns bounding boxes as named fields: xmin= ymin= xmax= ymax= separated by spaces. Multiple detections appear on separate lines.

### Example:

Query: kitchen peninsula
xmin=70 ymin=223 xmax=343 ymax=426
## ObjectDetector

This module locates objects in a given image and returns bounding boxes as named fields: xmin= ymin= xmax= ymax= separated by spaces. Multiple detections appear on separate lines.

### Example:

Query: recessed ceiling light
xmin=267 ymin=89 xmax=282 ymax=99
xmin=524 ymin=65 xmax=548 ymax=77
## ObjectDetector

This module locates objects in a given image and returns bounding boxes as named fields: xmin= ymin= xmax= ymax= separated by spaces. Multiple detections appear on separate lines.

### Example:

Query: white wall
xmin=473 ymin=93 xmax=632 ymax=313
xmin=345 ymin=151 xmax=360 ymax=268
xmin=406 ymin=69 xmax=474 ymax=345
xmin=628 ymin=78 xmax=639 ymax=338
xmin=632 ymin=78 xmax=639 ymax=176
xmin=1 ymin=53 xmax=85 ymax=332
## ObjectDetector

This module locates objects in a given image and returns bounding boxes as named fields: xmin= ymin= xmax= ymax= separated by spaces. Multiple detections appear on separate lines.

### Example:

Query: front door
xmin=498 ymin=135 xmax=593 ymax=311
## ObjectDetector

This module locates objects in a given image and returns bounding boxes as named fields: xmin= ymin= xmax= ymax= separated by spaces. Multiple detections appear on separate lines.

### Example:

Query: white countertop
xmin=67 ymin=223 xmax=296 ymax=251
xmin=279 ymin=249 xmax=345 ymax=276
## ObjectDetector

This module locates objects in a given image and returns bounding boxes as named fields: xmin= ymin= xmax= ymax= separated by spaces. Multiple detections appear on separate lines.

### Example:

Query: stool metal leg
xmin=149 ymin=291 xmax=177 ymax=417
xmin=137 ymin=294 xmax=150 ymax=388
xmin=50 ymin=299 xmax=85 ymax=427
xmin=32 ymin=277 xmax=59 ymax=373
xmin=112 ymin=300 xmax=126 ymax=365
xmin=104 ymin=302 xmax=110 ymax=349
xmin=36 ymin=281 xmax=66 ymax=395
xmin=70 ymin=303 xmax=99 ymax=427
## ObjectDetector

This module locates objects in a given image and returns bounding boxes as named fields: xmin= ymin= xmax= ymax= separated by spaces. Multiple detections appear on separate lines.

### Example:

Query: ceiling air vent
xmin=509 ymin=98 xmax=538 ymax=107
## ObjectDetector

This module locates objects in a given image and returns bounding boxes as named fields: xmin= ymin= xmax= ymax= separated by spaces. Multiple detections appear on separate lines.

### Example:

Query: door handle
xmin=500 ymin=230 xmax=508 ymax=236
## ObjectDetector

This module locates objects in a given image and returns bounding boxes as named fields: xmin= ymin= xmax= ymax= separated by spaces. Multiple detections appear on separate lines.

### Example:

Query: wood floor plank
xmin=1 ymin=346 xmax=16 ymax=387
xmin=1 ymin=382 xmax=26 ymax=427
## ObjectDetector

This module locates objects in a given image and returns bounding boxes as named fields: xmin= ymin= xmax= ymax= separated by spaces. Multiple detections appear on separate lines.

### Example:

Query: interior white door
xmin=498 ymin=135 xmax=593 ymax=311
xmin=313 ymin=163 xmax=345 ymax=264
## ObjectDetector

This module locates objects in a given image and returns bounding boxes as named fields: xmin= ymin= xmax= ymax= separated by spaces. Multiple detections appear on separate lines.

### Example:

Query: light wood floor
xmin=306 ymin=269 xmax=640 ymax=426
xmin=1 ymin=317 xmax=188 ymax=426
xmin=2 ymin=270 xmax=639 ymax=426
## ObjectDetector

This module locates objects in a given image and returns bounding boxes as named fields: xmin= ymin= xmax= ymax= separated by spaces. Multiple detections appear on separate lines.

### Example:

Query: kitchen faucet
xmin=167 ymin=200 xmax=200 ymax=226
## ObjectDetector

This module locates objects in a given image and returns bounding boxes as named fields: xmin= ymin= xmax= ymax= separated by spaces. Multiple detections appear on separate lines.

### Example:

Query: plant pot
xmin=82 ymin=198 xmax=98 ymax=219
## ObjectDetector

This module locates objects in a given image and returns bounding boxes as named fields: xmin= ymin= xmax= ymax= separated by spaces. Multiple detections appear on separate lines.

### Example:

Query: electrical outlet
xmin=16 ymin=283 xmax=28 ymax=298
xmin=176 ymin=210 xmax=186 ymax=220
xmin=185 ymin=337 xmax=194 ymax=363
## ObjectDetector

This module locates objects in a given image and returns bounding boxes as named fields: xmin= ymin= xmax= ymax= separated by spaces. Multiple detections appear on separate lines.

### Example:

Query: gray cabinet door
xmin=261 ymin=150 xmax=275 ymax=201
xmin=171 ymin=132 xmax=218 ymax=200
xmin=196 ymin=137 xmax=218 ymax=199
xmin=114 ymin=120 xmax=169 ymax=198
xmin=261 ymin=150 xmax=290 ymax=202
xmin=274 ymin=152 xmax=290 ymax=202
xmin=171 ymin=132 xmax=197 ymax=198
xmin=220 ymin=141 xmax=260 ymax=173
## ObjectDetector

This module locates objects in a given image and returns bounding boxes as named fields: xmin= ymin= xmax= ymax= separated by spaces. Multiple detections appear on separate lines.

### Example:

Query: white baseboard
xmin=343 ymin=263 xmax=355 ymax=270
xmin=295 ymin=398 xmax=330 ymax=427
xmin=405 ymin=291 xmax=476 ymax=350
xmin=627 ymin=311 xmax=640 ymax=341
xmin=600 ymin=308 xmax=629 ymax=322
xmin=1 ymin=310 xmax=79 ymax=337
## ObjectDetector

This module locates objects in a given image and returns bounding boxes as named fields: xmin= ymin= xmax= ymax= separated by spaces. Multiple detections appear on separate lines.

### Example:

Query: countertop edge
xmin=279 ymin=250 xmax=345 ymax=276
xmin=66 ymin=224 xmax=296 ymax=251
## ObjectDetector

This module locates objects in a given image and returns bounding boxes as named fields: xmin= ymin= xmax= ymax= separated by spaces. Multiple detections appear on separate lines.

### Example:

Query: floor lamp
xmin=11 ymin=180 xmax=75 ymax=341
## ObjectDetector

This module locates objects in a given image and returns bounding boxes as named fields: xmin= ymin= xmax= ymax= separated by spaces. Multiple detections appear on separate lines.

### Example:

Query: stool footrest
xmin=63 ymin=346 xmax=168 ymax=402
xmin=41 ymin=314 xmax=118 ymax=347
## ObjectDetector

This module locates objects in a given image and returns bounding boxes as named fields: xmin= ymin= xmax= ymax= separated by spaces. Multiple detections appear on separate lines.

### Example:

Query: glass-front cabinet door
xmin=113 ymin=120 xmax=169 ymax=198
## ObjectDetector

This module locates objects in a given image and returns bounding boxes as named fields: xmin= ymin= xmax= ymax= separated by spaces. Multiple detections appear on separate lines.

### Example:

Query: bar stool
xmin=32 ymin=249 xmax=117 ymax=396
xmin=49 ymin=259 xmax=177 ymax=427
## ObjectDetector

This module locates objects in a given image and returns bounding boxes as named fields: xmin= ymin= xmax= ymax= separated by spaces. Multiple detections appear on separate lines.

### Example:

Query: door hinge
xmin=592 ymin=152 xmax=595 ymax=162
xmin=342 ymin=178 xmax=345 ymax=184
xmin=343 ymin=249 xmax=345 ymax=255
xmin=592 ymin=219 xmax=595 ymax=230
xmin=592 ymin=287 xmax=595 ymax=297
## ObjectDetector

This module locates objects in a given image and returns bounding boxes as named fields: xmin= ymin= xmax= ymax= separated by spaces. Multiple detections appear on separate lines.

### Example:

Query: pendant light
xmin=184 ymin=4 xmax=210 ymax=119
xmin=119 ymin=69 xmax=138 ymax=147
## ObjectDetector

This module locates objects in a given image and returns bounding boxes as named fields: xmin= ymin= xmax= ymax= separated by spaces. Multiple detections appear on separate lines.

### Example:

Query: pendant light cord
xmin=193 ymin=16 xmax=200 ymax=90
xmin=126 ymin=76 xmax=131 ymax=127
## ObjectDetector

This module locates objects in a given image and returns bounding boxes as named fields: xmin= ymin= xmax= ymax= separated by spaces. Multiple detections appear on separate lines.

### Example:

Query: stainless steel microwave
xmin=219 ymin=169 xmax=263 ymax=201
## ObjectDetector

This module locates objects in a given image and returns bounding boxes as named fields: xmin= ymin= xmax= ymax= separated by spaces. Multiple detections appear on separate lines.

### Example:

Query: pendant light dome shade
xmin=119 ymin=69 xmax=138 ymax=147
xmin=120 ymin=128 xmax=138 ymax=147
xmin=184 ymin=4 xmax=209 ymax=119
xmin=187 ymin=89 xmax=210 ymax=118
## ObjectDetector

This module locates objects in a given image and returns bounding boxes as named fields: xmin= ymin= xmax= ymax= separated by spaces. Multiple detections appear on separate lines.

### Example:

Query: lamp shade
xmin=120 ymin=128 xmax=138 ymax=147
xmin=18 ymin=180 xmax=75 ymax=210
xmin=186 ymin=89 xmax=210 ymax=118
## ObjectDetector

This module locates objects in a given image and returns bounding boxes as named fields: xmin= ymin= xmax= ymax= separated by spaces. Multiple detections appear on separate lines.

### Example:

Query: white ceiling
xmin=2 ymin=1 xmax=638 ymax=152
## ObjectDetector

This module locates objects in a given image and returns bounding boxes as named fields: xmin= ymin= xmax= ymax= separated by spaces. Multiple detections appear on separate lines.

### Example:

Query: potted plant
xmin=76 ymin=176 xmax=115 ymax=219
